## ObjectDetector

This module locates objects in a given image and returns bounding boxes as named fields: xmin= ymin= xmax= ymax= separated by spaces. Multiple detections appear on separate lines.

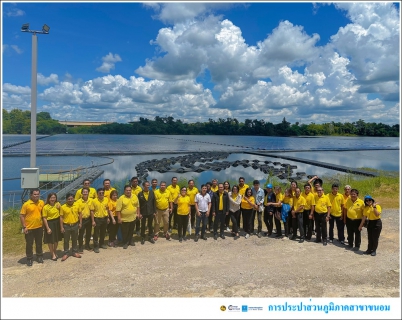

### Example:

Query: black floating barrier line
xmin=244 ymin=151 xmax=379 ymax=177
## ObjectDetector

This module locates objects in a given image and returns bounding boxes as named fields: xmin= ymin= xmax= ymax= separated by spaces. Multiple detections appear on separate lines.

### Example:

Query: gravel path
xmin=2 ymin=209 xmax=399 ymax=298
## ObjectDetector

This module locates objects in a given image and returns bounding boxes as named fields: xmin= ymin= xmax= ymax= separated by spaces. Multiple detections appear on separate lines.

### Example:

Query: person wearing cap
xmin=328 ymin=183 xmax=345 ymax=244
xmin=345 ymin=189 xmax=364 ymax=251
xmin=251 ymin=180 xmax=265 ymax=238
xmin=263 ymin=183 xmax=276 ymax=236
xmin=359 ymin=195 xmax=382 ymax=256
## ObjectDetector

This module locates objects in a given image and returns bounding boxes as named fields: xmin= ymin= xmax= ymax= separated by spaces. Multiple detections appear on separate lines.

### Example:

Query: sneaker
xmin=27 ymin=259 xmax=33 ymax=267
xmin=195 ymin=235 xmax=199 ymax=242
xmin=226 ymin=227 xmax=230 ymax=232
xmin=257 ymin=232 xmax=262 ymax=238
xmin=371 ymin=251 xmax=377 ymax=256
xmin=245 ymin=233 xmax=250 ymax=239
xmin=340 ymin=240 xmax=345 ymax=245
xmin=165 ymin=233 xmax=171 ymax=240
xmin=329 ymin=239 xmax=333 ymax=243
xmin=94 ymin=247 xmax=100 ymax=253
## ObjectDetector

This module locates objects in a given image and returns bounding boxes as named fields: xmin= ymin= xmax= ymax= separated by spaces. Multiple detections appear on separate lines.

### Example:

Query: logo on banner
xmin=220 ymin=305 xmax=226 ymax=311
xmin=228 ymin=305 xmax=241 ymax=312
xmin=242 ymin=305 xmax=248 ymax=312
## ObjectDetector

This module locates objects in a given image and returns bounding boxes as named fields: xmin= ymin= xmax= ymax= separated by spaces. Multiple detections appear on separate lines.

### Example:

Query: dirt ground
xmin=2 ymin=209 xmax=400 ymax=298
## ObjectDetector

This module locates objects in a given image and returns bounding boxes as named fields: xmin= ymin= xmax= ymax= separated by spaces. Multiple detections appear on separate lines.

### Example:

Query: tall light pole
xmin=21 ymin=23 xmax=50 ymax=168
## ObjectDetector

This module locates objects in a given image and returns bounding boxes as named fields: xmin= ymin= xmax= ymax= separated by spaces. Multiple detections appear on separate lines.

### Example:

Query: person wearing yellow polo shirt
xmin=130 ymin=176 xmax=143 ymax=236
xmin=20 ymin=188 xmax=45 ymax=266
xmin=154 ymin=181 xmax=172 ymax=240
xmin=345 ymin=189 xmax=364 ymax=251
xmin=238 ymin=177 xmax=250 ymax=231
xmin=42 ymin=192 xmax=62 ymax=261
xmin=75 ymin=179 xmax=97 ymax=200
xmin=174 ymin=187 xmax=191 ymax=243
xmin=117 ymin=185 xmax=139 ymax=249
xmin=314 ymin=187 xmax=331 ymax=246
xmin=103 ymin=178 xmax=116 ymax=200
xmin=301 ymin=184 xmax=315 ymax=240
xmin=107 ymin=190 xmax=119 ymax=247
xmin=76 ymin=187 xmax=93 ymax=252
xmin=210 ymin=179 xmax=219 ymax=193
xmin=60 ymin=193 xmax=81 ymax=261
xmin=291 ymin=187 xmax=307 ymax=243
xmin=328 ymin=183 xmax=345 ymax=244
xmin=91 ymin=188 xmax=110 ymax=253
xmin=343 ymin=185 xmax=351 ymax=210
xmin=359 ymin=195 xmax=382 ymax=256
xmin=187 ymin=179 xmax=199 ymax=230
xmin=167 ymin=176 xmax=180 ymax=232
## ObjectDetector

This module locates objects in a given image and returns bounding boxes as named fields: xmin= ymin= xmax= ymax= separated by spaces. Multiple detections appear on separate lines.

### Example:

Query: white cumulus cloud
xmin=37 ymin=73 xmax=59 ymax=86
xmin=96 ymin=53 xmax=122 ymax=73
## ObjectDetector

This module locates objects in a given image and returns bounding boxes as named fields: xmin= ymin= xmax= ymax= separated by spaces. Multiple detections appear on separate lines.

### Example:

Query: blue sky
xmin=2 ymin=1 xmax=400 ymax=125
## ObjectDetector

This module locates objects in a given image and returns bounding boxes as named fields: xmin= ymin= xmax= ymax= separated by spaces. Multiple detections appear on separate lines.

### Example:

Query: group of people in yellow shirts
xmin=20 ymin=174 xmax=382 ymax=266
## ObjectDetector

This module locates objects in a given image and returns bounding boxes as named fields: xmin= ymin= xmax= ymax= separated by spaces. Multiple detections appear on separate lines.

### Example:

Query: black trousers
xmin=93 ymin=217 xmax=108 ymax=247
xmin=314 ymin=212 xmax=328 ymax=242
xmin=292 ymin=212 xmax=304 ymax=239
xmin=303 ymin=210 xmax=313 ymax=240
xmin=250 ymin=210 xmax=262 ymax=233
xmin=169 ymin=204 xmax=178 ymax=229
xmin=329 ymin=214 xmax=345 ymax=241
xmin=229 ymin=210 xmax=240 ymax=234
xmin=367 ymin=219 xmax=382 ymax=252
xmin=190 ymin=205 xmax=196 ymax=229
xmin=135 ymin=217 xmax=140 ymax=232
xmin=264 ymin=207 xmax=274 ymax=234
xmin=208 ymin=209 xmax=214 ymax=231
xmin=140 ymin=215 xmax=154 ymax=238
xmin=121 ymin=221 xmax=135 ymax=245
xmin=177 ymin=214 xmax=189 ymax=238
xmin=242 ymin=208 xmax=253 ymax=235
xmin=225 ymin=213 xmax=231 ymax=229
xmin=25 ymin=227 xmax=43 ymax=259
xmin=214 ymin=211 xmax=226 ymax=235
xmin=285 ymin=214 xmax=292 ymax=236
xmin=63 ymin=223 xmax=79 ymax=254
xmin=108 ymin=220 xmax=119 ymax=242
xmin=78 ymin=217 xmax=92 ymax=247
xmin=346 ymin=217 xmax=362 ymax=248
xmin=237 ymin=209 xmax=242 ymax=229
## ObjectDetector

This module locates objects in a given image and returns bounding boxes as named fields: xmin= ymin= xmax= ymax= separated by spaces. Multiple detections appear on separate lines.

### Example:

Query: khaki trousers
xmin=154 ymin=208 xmax=170 ymax=235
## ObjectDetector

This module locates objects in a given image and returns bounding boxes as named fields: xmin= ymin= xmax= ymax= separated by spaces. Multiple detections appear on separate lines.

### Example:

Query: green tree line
xmin=2 ymin=109 xmax=399 ymax=137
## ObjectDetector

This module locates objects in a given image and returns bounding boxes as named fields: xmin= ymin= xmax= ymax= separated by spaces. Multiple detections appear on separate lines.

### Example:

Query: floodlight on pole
xmin=21 ymin=23 xmax=50 ymax=171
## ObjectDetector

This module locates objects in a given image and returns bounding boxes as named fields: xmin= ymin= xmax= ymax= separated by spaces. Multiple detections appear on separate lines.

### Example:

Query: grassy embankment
xmin=2 ymin=171 xmax=399 ymax=256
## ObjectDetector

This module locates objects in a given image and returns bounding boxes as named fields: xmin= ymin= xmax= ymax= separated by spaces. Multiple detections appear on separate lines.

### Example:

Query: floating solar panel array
xmin=2 ymin=134 xmax=399 ymax=156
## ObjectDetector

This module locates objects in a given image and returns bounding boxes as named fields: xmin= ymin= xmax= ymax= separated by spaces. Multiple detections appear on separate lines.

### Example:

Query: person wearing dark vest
xmin=263 ymin=183 xmax=275 ymax=237
xmin=211 ymin=183 xmax=230 ymax=240
xmin=137 ymin=181 xmax=156 ymax=245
